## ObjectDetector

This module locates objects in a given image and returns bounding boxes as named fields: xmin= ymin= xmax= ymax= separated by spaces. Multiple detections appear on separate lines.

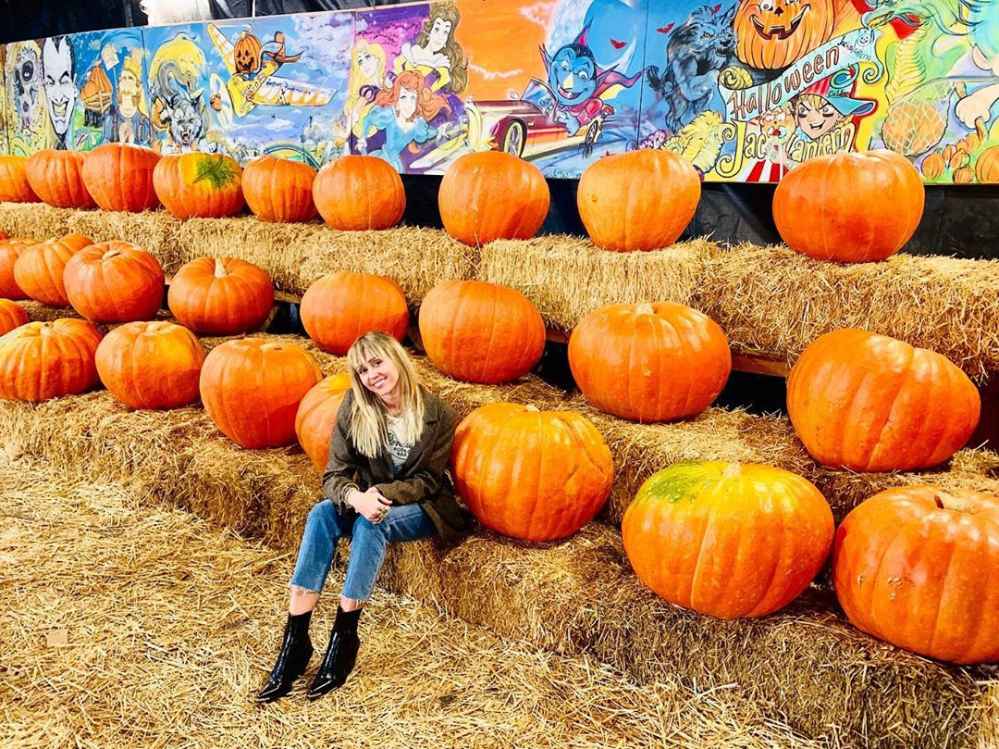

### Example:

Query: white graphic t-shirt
xmin=385 ymin=414 xmax=414 ymax=475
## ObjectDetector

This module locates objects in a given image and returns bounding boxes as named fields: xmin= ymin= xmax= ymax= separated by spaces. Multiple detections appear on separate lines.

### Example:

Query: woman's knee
xmin=305 ymin=500 xmax=340 ymax=534
xmin=352 ymin=515 xmax=388 ymax=542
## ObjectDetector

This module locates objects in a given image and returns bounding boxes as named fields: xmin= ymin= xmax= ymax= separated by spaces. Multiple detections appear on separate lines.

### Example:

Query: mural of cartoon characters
xmin=357 ymin=70 xmax=449 ymax=171
xmin=396 ymin=3 xmax=468 ymax=99
xmin=521 ymin=25 xmax=643 ymax=148
xmin=345 ymin=39 xmax=390 ymax=140
xmin=6 ymin=41 xmax=50 ymax=154
xmin=646 ymin=4 xmax=738 ymax=132
xmin=103 ymin=52 xmax=152 ymax=145
xmin=206 ymin=25 xmax=332 ymax=119
xmin=149 ymin=35 xmax=210 ymax=154
xmin=790 ymin=66 xmax=874 ymax=143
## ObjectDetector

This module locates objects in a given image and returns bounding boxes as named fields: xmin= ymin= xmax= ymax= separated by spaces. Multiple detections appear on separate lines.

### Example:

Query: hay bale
xmin=1 ymin=458 xmax=828 ymax=749
xmin=0 ymin=339 xmax=995 ymax=747
xmin=695 ymin=243 xmax=999 ymax=383
xmin=0 ymin=201 xmax=78 ymax=239
xmin=66 ymin=208 xmax=180 ymax=255
xmin=478 ymin=236 xmax=712 ymax=333
xmin=15 ymin=300 xmax=77 ymax=323
xmin=172 ymin=218 xmax=478 ymax=301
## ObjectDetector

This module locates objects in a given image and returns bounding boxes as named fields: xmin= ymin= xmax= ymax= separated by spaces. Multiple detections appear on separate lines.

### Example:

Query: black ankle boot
xmin=256 ymin=611 xmax=314 ymax=703
xmin=306 ymin=606 xmax=361 ymax=700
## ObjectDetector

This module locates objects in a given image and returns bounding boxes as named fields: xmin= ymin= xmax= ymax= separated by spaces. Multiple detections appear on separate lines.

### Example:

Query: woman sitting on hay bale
xmin=257 ymin=332 xmax=472 ymax=702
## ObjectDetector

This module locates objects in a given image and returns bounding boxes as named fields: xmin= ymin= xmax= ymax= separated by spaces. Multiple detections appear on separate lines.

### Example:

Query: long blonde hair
xmin=345 ymin=332 xmax=425 ymax=458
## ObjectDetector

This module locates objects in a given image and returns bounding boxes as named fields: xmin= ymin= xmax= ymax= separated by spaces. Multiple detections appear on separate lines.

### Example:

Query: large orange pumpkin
xmin=735 ymin=0 xmax=839 ymax=70
xmin=623 ymin=462 xmax=834 ymax=618
xmin=976 ymin=146 xmax=999 ymax=183
xmin=242 ymin=155 xmax=318 ymax=223
xmin=787 ymin=329 xmax=980 ymax=471
xmin=438 ymin=151 xmax=550 ymax=246
xmin=568 ymin=302 xmax=731 ymax=422
xmin=200 ymin=338 xmax=322 ymax=449
xmin=25 ymin=149 xmax=96 ymax=209
xmin=452 ymin=403 xmax=613 ymax=541
xmin=0 ymin=156 xmax=40 ymax=202
xmin=63 ymin=242 xmax=165 ymax=323
xmin=153 ymin=152 xmax=245 ymax=219
xmin=773 ymin=150 xmax=924 ymax=262
xmin=0 ymin=239 xmax=35 ymax=300
xmin=294 ymin=373 xmax=353 ymax=470
xmin=418 ymin=280 xmax=545 ymax=384
xmin=0 ymin=318 xmax=103 ymax=401
xmin=300 ymin=272 xmax=408 ymax=355
xmin=167 ymin=257 xmax=274 ymax=335
xmin=577 ymin=150 xmax=700 ymax=251
xmin=95 ymin=321 xmax=205 ymax=410
xmin=832 ymin=485 xmax=999 ymax=664
xmin=0 ymin=299 xmax=28 ymax=335
xmin=81 ymin=143 xmax=161 ymax=212
xmin=312 ymin=155 xmax=405 ymax=230
xmin=14 ymin=233 xmax=93 ymax=306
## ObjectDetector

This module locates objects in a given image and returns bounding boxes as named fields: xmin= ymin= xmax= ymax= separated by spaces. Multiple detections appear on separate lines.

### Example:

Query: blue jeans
xmin=289 ymin=500 xmax=435 ymax=601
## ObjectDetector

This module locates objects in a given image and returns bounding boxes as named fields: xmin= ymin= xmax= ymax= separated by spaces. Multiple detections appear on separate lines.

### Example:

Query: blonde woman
xmin=257 ymin=332 xmax=471 ymax=703
xmin=345 ymin=39 xmax=388 ymax=138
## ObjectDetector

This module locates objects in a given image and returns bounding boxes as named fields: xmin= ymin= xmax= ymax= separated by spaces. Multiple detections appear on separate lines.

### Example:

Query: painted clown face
xmin=548 ymin=46 xmax=597 ymax=106
xmin=42 ymin=37 xmax=77 ymax=140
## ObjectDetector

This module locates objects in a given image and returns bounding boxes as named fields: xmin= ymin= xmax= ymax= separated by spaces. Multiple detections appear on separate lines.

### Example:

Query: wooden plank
xmin=731 ymin=353 xmax=791 ymax=378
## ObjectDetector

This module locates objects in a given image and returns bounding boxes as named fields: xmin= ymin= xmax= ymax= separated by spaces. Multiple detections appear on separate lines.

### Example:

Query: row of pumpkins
xmin=0 ymin=233 xmax=994 ymax=666
xmin=0 ymin=143 xmax=924 ymax=263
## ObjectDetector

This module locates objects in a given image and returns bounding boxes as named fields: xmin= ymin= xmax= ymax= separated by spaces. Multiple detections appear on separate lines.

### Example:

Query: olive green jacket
xmin=321 ymin=388 xmax=473 ymax=544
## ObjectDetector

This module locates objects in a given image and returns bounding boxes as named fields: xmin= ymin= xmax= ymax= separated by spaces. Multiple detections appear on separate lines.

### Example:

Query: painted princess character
xmin=357 ymin=71 xmax=449 ymax=172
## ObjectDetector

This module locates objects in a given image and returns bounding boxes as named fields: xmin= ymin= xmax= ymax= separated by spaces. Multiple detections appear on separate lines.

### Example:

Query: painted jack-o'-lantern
xmin=234 ymin=32 xmax=263 ymax=76
xmin=735 ymin=0 xmax=839 ymax=70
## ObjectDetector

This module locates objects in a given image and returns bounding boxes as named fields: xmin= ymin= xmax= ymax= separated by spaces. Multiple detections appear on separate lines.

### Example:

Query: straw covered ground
xmin=1 ymin=332 xmax=997 ymax=747
xmin=3 ymin=203 xmax=997 ymax=382
xmin=1 ymin=458 xmax=834 ymax=749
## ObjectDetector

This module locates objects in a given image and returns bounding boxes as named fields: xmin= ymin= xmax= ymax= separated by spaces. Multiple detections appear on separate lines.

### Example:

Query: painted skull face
xmin=14 ymin=46 xmax=41 ymax=129
xmin=548 ymin=47 xmax=597 ymax=106
xmin=42 ymin=37 xmax=77 ymax=138
xmin=427 ymin=18 xmax=453 ymax=54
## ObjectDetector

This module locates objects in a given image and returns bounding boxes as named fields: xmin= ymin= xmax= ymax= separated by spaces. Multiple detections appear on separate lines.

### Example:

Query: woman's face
xmin=397 ymin=86 xmax=418 ymax=119
xmin=427 ymin=19 xmax=453 ymax=53
xmin=356 ymin=352 xmax=400 ymax=401
xmin=796 ymin=98 xmax=840 ymax=140
xmin=357 ymin=48 xmax=379 ymax=81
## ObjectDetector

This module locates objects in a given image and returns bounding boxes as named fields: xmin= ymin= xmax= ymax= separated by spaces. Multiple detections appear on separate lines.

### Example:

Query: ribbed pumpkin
xmin=568 ymin=302 xmax=731 ymax=422
xmin=199 ymin=337 xmax=322 ymax=449
xmin=735 ymin=0 xmax=838 ymax=70
xmin=64 ymin=241 xmax=165 ymax=323
xmin=167 ymin=257 xmax=274 ymax=335
xmin=25 ymin=149 xmax=96 ymax=209
xmin=95 ymin=321 xmax=205 ymax=410
xmin=833 ymin=485 xmax=999 ymax=664
xmin=313 ymin=154 xmax=405 ymax=230
xmin=0 ymin=155 xmax=40 ymax=202
xmin=14 ymin=233 xmax=93 ymax=306
xmin=787 ymin=329 xmax=980 ymax=471
xmin=300 ymin=272 xmax=408 ymax=355
xmin=242 ymin=155 xmax=318 ymax=223
xmin=577 ymin=150 xmax=700 ymax=251
xmin=81 ymin=143 xmax=161 ymax=212
xmin=294 ymin=373 xmax=353 ymax=469
xmin=438 ymin=151 xmax=550 ymax=246
xmin=452 ymin=402 xmax=613 ymax=541
xmin=976 ymin=146 xmax=999 ymax=184
xmin=0 ymin=318 xmax=103 ymax=401
xmin=773 ymin=151 xmax=924 ymax=262
xmin=623 ymin=462 xmax=834 ymax=618
xmin=153 ymin=152 xmax=245 ymax=218
xmin=418 ymin=280 xmax=545 ymax=384
xmin=0 ymin=239 xmax=35 ymax=299
xmin=0 ymin=299 xmax=28 ymax=335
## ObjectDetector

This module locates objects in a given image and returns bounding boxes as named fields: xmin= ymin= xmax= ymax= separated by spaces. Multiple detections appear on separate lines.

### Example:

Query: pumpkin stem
xmin=194 ymin=155 xmax=239 ymax=190
xmin=934 ymin=494 xmax=945 ymax=510
xmin=213 ymin=258 xmax=228 ymax=278
xmin=635 ymin=302 xmax=656 ymax=315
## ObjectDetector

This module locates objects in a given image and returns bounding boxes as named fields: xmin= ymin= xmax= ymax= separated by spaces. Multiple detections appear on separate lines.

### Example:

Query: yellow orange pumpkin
xmin=0 ymin=155 xmax=40 ymax=202
xmin=300 ymin=272 xmax=409 ymax=355
xmin=313 ymin=155 xmax=405 ymax=230
xmin=0 ymin=318 xmax=103 ymax=401
xmin=153 ymin=152 xmax=245 ymax=219
xmin=242 ymin=155 xmax=318 ymax=223
xmin=13 ymin=233 xmax=93 ymax=306
xmin=81 ymin=143 xmax=161 ymax=212
xmin=63 ymin=241 xmax=165 ymax=323
xmin=0 ymin=299 xmax=28 ymax=335
xmin=0 ymin=239 xmax=35 ymax=300
xmin=167 ymin=257 xmax=274 ymax=335
xmin=25 ymin=149 xmax=96 ymax=209
xmin=294 ymin=373 xmax=353 ymax=470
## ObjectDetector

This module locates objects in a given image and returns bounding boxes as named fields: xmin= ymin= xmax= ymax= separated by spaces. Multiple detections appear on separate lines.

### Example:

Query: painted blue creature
xmin=523 ymin=26 xmax=643 ymax=138
xmin=646 ymin=4 xmax=738 ymax=132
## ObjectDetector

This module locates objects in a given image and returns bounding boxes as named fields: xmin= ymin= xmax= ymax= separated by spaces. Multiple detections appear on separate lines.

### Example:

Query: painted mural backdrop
xmin=1 ymin=0 xmax=997 ymax=183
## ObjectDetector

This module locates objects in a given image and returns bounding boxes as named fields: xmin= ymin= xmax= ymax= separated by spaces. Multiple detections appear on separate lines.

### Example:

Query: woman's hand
xmin=347 ymin=488 xmax=392 ymax=523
